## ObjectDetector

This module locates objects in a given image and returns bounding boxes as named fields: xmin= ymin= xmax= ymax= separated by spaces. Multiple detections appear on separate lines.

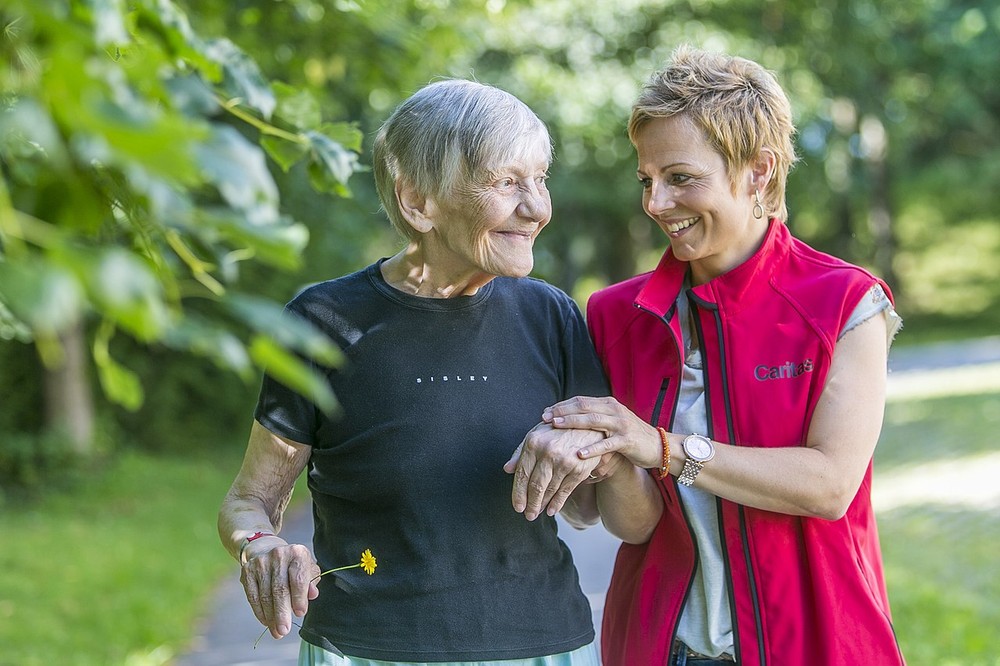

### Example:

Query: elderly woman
xmin=510 ymin=47 xmax=905 ymax=666
xmin=218 ymin=79 xmax=609 ymax=666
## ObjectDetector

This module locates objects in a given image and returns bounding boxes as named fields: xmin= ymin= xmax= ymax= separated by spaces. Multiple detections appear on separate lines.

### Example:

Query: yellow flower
xmin=256 ymin=548 xmax=378 ymax=648
xmin=313 ymin=548 xmax=379 ymax=580
xmin=360 ymin=548 xmax=377 ymax=575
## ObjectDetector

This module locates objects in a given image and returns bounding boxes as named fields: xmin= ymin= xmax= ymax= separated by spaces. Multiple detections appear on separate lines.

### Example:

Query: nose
xmin=645 ymin=182 xmax=677 ymax=217
xmin=517 ymin=181 xmax=551 ymax=224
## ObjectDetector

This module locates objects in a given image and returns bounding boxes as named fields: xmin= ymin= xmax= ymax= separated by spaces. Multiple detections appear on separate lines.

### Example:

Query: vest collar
xmin=635 ymin=218 xmax=789 ymax=316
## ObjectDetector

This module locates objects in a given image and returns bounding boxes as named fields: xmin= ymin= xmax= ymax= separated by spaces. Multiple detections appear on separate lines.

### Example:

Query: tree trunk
xmin=43 ymin=322 xmax=95 ymax=455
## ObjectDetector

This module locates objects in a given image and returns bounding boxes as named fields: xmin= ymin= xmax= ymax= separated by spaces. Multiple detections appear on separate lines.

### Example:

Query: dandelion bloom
xmin=361 ymin=549 xmax=377 ymax=575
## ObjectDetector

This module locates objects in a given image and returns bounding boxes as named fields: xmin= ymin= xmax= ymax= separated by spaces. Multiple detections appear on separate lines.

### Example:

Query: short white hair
xmin=373 ymin=79 xmax=552 ymax=239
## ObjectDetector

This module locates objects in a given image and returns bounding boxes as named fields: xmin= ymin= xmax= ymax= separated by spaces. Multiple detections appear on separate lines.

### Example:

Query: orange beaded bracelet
xmin=657 ymin=427 xmax=671 ymax=479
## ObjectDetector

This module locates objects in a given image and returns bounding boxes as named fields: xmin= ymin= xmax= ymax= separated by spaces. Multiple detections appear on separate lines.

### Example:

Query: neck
xmin=690 ymin=217 xmax=771 ymax=286
xmin=381 ymin=243 xmax=494 ymax=298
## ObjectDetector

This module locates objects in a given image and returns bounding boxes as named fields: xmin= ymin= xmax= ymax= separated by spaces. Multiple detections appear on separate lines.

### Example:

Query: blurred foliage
xmin=2 ymin=0 xmax=999 ymax=470
xmin=0 ymin=0 xmax=353 ymax=416
xmin=180 ymin=0 xmax=1000 ymax=320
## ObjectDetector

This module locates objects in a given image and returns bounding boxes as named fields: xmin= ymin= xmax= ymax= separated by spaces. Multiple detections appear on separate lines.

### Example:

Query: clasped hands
xmin=504 ymin=395 xmax=661 ymax=520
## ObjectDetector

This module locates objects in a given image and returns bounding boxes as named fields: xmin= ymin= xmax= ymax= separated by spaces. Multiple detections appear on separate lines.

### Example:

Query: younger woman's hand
xmin=543 ymin=396 xmax=663 ymax=470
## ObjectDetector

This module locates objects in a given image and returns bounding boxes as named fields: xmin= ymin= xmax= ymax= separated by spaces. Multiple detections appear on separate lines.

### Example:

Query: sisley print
xmin=415 ymin=375 xmax=489 ymax=384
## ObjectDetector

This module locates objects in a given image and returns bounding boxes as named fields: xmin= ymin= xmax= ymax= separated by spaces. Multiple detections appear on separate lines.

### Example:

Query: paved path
xmin=175 ymin=336 xmax=1000 ymax=666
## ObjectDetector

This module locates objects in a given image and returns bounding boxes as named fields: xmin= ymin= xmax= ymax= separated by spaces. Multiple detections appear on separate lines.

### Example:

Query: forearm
xmin=559 ymin=483 xmax=600 ymax=529
xmin=218 ymin=490 xmax=291 ymax=563
xmin=218 ymin=421 xmax=311 ymax=562
xmin=679 ymin=442 xmax=868 ymax=521
xmin=596 ymin=463 xmax=663 ymax=544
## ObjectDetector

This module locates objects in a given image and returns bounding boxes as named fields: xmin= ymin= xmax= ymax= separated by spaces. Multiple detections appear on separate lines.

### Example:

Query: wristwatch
xmin=677 ymin=434 xmax=715 ymax=487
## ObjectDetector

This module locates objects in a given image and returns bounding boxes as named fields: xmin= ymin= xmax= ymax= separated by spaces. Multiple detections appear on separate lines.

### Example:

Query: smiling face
xmin=425 ymin=137 xmax=552 ymax=281
xmin=635 ymin=114 xmax=769 ymax=285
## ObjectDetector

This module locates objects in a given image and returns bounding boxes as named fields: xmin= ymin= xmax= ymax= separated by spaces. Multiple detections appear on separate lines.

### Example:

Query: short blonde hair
xmin=373 ymin=79 xmax=551 ymax=239
xmin=628 ymin=45 xmax=797 ymax=221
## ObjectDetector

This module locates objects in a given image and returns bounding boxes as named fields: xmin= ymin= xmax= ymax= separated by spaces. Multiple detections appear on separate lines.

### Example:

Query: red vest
xmin=587 ymin=221 xmax=904 ymax=666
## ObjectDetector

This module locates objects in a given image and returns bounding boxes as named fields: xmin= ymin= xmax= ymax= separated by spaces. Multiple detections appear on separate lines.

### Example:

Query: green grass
xmin=0 ymin=448 xmax=246 ymax=666
xmin=876 ymin=391 xmax=1000 ymax=666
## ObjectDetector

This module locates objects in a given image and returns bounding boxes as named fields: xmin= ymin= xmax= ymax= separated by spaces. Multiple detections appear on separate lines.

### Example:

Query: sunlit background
xmin=1 ymin=1 xmax=998 ymax=664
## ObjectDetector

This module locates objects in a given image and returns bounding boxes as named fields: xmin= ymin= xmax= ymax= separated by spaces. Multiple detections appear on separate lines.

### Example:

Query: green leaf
xmin=272 ymin=81 xmax=321 ymax=129
xmin=163 ymin=72 xmax=220 ymax=117
xmin=249 ymin=335 xmax=338 ymax=414
xmin=71 ymin=248 xmax=171 ymax=342
xmin=0 ymin=99 xmax=69 ymax=171
xmin=225 ymin=294 xmax=342 ymax=368
xmin=41 ymin=43 xmax=206 ymax=185
xmin=307 ymin=130 xmax=358 ymax=184
xmin=133 ymin=0 xmax=221 ymax=81
xmin=196 ymin=125 xmax=280 ymax=225
xmin=306 ymin=130 xmax=360 ymax=195
xmin=162 ymin=316 xmax=252 ymax=377
xmin=77 ymin=0 xmax=130 ymax=46
xmin=203 ymin=37 xmax=275 ymax=119
xmin=95 ymin=351 xmax=144 ymax=411
xmin=0 ymin=259 xmax=84 ymax=335
xmin=261 ymin=135 xmax=309 ymax=173
xmin=200 ymin=209 xmax=309 ymax=271
xmin=316 ymin=122 xmax=364 ymax=153
xmin=0 ymin=301 xmax=32 ymax=343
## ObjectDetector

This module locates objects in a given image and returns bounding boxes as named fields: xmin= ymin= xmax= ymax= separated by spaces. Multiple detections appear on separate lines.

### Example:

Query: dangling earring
xmin=752 ymin=189 xmax=764 ymax=220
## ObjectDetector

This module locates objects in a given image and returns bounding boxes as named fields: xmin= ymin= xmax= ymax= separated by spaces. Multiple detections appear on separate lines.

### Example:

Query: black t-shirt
xmin=254 ymin=260 xmax=610 ymax=661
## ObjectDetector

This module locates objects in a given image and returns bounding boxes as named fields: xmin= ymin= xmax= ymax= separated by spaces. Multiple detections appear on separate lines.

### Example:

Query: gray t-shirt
xmin=673 ymin=283 xmax=900 ymax=658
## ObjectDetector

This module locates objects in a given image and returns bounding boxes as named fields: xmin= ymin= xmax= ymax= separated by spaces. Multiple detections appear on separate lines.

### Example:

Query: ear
xmin=748 ymin=148 xmax=777 ymax=195
xmin=395 ymin=181 xmax=435 ymax=234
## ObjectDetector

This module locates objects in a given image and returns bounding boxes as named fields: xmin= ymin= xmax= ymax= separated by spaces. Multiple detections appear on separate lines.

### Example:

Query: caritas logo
xmin=754 ymin=359 xmax=814 ymax=381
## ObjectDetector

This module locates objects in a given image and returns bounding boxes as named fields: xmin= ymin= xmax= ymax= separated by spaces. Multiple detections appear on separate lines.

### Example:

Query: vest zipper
xmin=698 ymin=301 xmax=767 ymax=666
xmin=634 ymin=301 xmax=692 ymax=650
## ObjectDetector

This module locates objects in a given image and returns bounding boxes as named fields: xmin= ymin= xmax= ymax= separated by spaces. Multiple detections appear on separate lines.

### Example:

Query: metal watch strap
xmin=677 ymin=458 xmax=704 ymax=487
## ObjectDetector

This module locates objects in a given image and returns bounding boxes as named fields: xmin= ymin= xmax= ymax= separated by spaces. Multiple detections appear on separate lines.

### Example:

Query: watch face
xmin=685 ymin=435 xmax=714 ymax=462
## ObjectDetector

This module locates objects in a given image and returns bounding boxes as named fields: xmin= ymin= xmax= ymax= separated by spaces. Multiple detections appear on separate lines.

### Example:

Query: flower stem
xmin=312 ymin=562 xmax=362 ymax=582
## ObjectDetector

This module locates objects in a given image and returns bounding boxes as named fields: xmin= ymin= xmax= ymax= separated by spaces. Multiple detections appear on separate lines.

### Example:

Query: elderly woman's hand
xmin=240 ymin=540 xmax=321 ymax=639
xmin=543 ymin=396 xmax=663 ymax=470
xmin=504 ymin=422 xmax=607 ymax=521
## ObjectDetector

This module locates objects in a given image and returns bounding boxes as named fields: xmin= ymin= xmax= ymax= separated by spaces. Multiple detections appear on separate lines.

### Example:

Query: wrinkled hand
xmin=544 ymin=396 xmax=662 ymax=469
xmin=504 ymin=423 xmax=606 ymax=520
xmin=241 ymin=542 xmax=321 ymax=639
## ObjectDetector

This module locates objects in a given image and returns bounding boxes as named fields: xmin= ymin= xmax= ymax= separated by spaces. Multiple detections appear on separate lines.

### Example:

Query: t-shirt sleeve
xmin=838 ymin=283 xmax=903 ymax=350
xmin=253 ymin=303 xmax=321 ymax=446
xmin=561 ymin=296 xmax=612 ymax=399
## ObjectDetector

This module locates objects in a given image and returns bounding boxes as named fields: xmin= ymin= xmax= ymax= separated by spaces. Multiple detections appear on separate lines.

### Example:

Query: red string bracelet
xmin=657 ymin=427 xmax=671 ymax=479
xmin=240 ymin=531 xmax=276 ymax=564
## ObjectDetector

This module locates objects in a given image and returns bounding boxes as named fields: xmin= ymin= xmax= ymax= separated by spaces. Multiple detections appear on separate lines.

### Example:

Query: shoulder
xmin=284 ymin=264 xmax=376 ymax=322
xmin=778 ymin=236 xmax=881 ymax=296
xmin=498 ymin=276 xmax=582 ymax=313
xmin=770 ymin=236 xmax=887 ymax=336
xmin=589 ymin=271 xmax=653 ymax=313
xmin=586 ymin=272 xmax=657 ymax=351
xmin=290 ymin=265 xmax=372 ymax=303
